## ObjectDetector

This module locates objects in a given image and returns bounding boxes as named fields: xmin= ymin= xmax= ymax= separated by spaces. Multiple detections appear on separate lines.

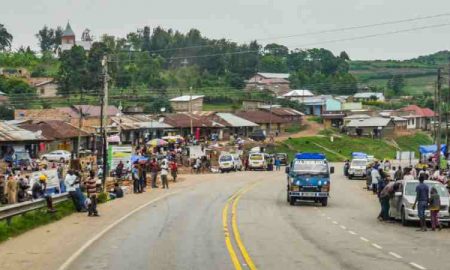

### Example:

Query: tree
xmin=36 ymin=26 xmax=54 ymax=52
xmin=387 ymin=74 xmax=405 ymax=96
xmin=141 ymin=26 xmax=151 ymax=51
xmin=57 ymin=46 xmax=88 ymax=96
xmin=0 ymin=24 xmax=13 ymax=51
xmin=339 ymin=51 xmax=350 ymax=61
xmin=86 ymin=42 xmax=109 ymax=89
xmin=264 ymin=43 xmax=289 ymax=57
xmin=260 ymin=55 xmax=288 ymax=73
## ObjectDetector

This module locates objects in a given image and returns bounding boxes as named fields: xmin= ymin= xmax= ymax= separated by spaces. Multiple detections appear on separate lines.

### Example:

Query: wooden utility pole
xmin=101 ymin=55 xmax=109 ymax=188
xmin=436 ymin=68 xmax=442 ymax=168
xmin=447 ymin=58 xmax=450 ymax=157
xmin=189 ymin=86 xmax=193 ymax=135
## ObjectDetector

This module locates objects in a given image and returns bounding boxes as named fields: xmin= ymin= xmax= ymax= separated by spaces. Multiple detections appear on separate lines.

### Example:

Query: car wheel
xmin=348 ymin=175 xmax=353 ymax=180
xmin=321 ymin=198 xmax=328 ymax=207
xmin=401 ymin=207 xmax=409 ymax=226
xmin=289 ymin=197 xmax=295 ymax=206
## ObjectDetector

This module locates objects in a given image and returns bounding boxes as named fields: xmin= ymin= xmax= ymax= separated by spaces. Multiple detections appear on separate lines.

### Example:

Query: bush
xmin=309 ymin=116 xmax=323 ymax=123
xmin=97 ymin=192 xmax=109 ymax=204
xmin=284 ymin=124 xmax=305 ymax=133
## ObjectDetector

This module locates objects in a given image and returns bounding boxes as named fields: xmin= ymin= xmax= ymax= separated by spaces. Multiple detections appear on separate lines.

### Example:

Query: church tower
xmin=61 ymin=22 xmax=75 ymax=46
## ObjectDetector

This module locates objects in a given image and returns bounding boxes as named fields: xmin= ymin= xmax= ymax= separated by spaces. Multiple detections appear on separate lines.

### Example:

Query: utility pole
xmin=77 ymin=89 xmax=84 ymax=157
xmin=436 ymin=68 xmax=442 ymax=168
xmin=189 ymin=86 xmax=193 ymax=136
xmin=101 ymin=55 xmax=109 ymax=189
xmin=447 ymin=57 xmax=450 ymax=157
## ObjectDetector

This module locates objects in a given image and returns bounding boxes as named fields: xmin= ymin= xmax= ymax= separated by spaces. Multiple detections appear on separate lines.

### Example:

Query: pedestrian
xmin=371 ymin=166 xmax=380 ymax=194
xmin=403 ymin=169 xmax=414 ymax=180
xmin=6 ymin=175 xmax=18 ymax=204
xmin=150 ymin=158 xmax=159 ymax=188
xmin=378 ymin=182 xmax=400 ymax=221
xmin=115 ymin=161 xmax=124 ymax=180
xmin=413 ymin=177 xmax=429 ymax=231
xmin=161 ymin=159 xmax=169 ymax=189
xmin=394 ymin=166 xmax=403 ymax=181
xmin=344 ymin=160 xmax=350 ymax=177
xmin=17 ymin=177 xmax=29 ymax=202
xmin=138 ymin=163 xmax=146 ymax=192
xmin=65 ymin=170 xmax=86 ymax=212
xmin=132 ymin=164 xmax=140 ymax=193
xmin=86 ymin=170 xmax=99 ymax=217
xmin=377 ymin=174 xmax=388 ymax=221
xmin=109 ymin=182 xmax=124 ymax=199
xmin=57 ymin=163 xmax=65 ymax=193
xmin=429 ymin=187 xmax=442 ymax=231
xmin=275 ymin=157 xmax=281 ymax=171
xmin=170 ymin=160 xmax=178 ymax=182
xmin=31 ymin=175 xmax=56 ymax=212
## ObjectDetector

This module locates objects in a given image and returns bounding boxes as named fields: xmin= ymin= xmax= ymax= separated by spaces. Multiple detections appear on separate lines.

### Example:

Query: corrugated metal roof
xmin=354 ymin=92 xmax=384 ymax=99
xmin=111 ymin=115 xmax=172 ymax=130
xmin=283 ymin=90 xmax=314 ymax=97
xmin=170 ymin=95 xmax=204 ymax=102
xmin=216 ymin=113 xmax=259 ymax=127
xmin=346 ymin=117 xmax=393 ymax=127
xmin=257 ymin=72 xmax=290 ymax=79
xmin=19 ymin=120 xmax=91 ymax=139
xmin=0 ymin=122 xmax=48 ymax=142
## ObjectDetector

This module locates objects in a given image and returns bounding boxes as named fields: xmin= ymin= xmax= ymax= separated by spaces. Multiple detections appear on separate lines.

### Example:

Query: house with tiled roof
xmin=245 ymin=72 xmax=291 ymax=95
xmin=397 ymin=105 xmax=435 ymax=130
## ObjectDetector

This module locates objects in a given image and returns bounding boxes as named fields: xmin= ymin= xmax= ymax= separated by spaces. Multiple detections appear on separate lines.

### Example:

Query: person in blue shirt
xmin=413 ymin=178 xmax=430 ymax=231
xmin=274 ymin=157 xmax=281 ymax=171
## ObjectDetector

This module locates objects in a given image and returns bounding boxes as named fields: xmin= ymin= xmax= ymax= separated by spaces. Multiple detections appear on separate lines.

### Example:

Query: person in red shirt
xmin=170 ymin=160 xmax=178 ymax=182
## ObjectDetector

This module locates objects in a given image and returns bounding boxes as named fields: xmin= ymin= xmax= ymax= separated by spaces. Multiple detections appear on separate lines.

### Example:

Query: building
xmin=297 ymin=95 xmax=331 ymax=116
xmin=325 ymin=98 xmax=342 ymax=112
xmin=111 ymin=114 xmax=173 ymax=144
xmin=28 ymin=78 xmax=58 ymax=97
xmin=353 ymin=92 xmax=385 ymax=102
xmin=19 ymin=120 xmax=91 ymax=153
xmin=344 ymin=117 xmax=395 ymax=137
xmin=342 ymin=102 xmax=363 ymax=111
xmin=235 ymin=110 xmax=290 ymax=134
xmin=259 ymin=107 xmax=304 ymax=124
xmin=282 ymin=89 xmax=314 ymax=101
xmin=60 ymin=23 xmax=93 ymax=52
xmin=391 ymin=116 xmax=408 ymax=131
xmin=0 ymin=121 xmax=48 ymax=159
xmin=397 ymin=105 xmax=435 ymax=130
xmin=322 ymin=113 xmax=345 ymax=128
xmin=245 ymin=72 xmax=290 ymax=95
xmin=242 ymin=100 xmax=268 ymax=110
xmin=170 ymin=95 xmax=204 ymax=112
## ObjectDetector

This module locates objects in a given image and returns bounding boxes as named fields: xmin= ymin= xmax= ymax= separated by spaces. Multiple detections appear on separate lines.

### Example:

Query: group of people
xmin=363 ymin=160 xmax=445 ymax=231
xmin=127 ymin=157 xmax=178 ymax=193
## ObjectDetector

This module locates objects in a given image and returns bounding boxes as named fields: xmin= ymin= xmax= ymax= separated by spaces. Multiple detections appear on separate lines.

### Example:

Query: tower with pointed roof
xmin=61 ymin=22 xmax=75 ymax=46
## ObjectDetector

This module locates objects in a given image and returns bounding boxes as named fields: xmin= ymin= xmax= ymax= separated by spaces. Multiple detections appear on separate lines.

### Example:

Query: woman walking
xmin=429 ymin=187 xmax=442 ymax=231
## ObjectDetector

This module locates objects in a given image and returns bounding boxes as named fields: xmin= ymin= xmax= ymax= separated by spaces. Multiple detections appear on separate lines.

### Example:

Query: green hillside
xmin=350 ymin=51 xmax=449 ymax=95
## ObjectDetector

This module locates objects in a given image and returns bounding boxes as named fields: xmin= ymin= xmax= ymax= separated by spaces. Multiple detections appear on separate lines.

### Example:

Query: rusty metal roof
xmin=19 ymin=120 xmax=90 ymax=140
xmin=0 ymin=122 xmax=48 ymax=142
xmin=111 ymin=115 xmax=172 ymax=130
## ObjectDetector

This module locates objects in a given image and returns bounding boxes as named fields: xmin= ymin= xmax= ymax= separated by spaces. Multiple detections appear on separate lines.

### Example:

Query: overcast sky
xmin=1 ymin=0 xmax=449 ymax=60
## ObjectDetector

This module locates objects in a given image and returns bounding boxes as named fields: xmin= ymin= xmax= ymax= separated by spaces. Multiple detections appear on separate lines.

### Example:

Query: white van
xmin=348 ymin=158 xmax=369 ymax=179
xmin=219 ymin=153 xmax=242 ymax=173
xmin=248 ymin=153 xmax=267 ymax=170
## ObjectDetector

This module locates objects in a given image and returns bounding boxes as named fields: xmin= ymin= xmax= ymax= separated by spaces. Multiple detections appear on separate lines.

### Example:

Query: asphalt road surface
xmin=64 ymin=164 xmax=450 ymax=270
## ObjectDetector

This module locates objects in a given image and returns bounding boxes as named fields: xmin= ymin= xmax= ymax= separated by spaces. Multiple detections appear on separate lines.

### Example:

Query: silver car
xmin=389 ymin=180 xmax=450 ymax=226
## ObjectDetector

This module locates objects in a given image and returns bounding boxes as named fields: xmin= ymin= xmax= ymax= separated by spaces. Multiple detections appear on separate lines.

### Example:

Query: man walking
xmin=170 ymin=160 xmax=178 ymax=182
xmin=413 ymin=177 xmax=429 ymax=231
xmin=86 ymin=170 xmax=99 ymax=217
xmin=150 ymin=158 xmax=159 ymax=188
xmin=57 ymin=164 xmax=65 ymax=193
xmin=161 ymin=159 xmax=169 ymax=189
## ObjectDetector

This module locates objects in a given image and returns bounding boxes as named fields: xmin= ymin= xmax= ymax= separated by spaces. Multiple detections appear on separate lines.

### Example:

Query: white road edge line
xmin=388 ymin=252 xmax=402 ymax=259
xmin=360 ymin=237 xmax=369 ymax=242
xmin=348 ymin=230 xmax=357 ymax=235
xmin=340 ymin=225 xmax=347 ymax=230
xmin=332 ymin=221 xmax=338 ymax=225
xmin=57 ymin=191 xmax=180 ymax=270
xmin=410 ymin=262 xmax=426 ymax=270
xmin=371 ymin=243 xmax=383 ymax=250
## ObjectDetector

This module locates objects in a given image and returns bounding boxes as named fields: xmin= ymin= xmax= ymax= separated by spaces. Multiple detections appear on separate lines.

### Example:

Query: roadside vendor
xmin=31 ymin=175 xmax=56 ymax=213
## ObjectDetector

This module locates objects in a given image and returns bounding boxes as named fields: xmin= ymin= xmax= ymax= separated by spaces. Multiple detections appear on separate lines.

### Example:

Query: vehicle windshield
xmin=220 ymin=156 xmax=232 ymax=162
xmin=351 ymin=160 xmax=367 ymax=167
xmin=249 ymin=154 xmax=263 ymax=161
xmin=276 ymin=154 xmax=287 ymax=159
xmin=405 ymin=182 xmax=449 ymax=197
xmin=293 ymin=160 xmax=328 ymax=175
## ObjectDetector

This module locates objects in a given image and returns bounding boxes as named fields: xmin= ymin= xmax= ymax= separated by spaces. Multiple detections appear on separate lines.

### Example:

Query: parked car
xmin=41 ymin=150 xmax=71 ymax=162
xmin=248 ymin=153 xmax=267 ymax=170
xmin=389 ymin=180 xmax=450 ymax=226
xmin=249 ymin=130 xmax=266 ymax=141
xmin=218 ymin=153 xmax=242 ymax=173
xmin=275 ymin=153 xmax=288 ymax=165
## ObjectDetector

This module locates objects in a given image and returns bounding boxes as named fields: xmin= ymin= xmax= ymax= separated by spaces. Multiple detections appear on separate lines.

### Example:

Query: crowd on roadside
xmin=344 ymin=156 xmax=449 ymax=232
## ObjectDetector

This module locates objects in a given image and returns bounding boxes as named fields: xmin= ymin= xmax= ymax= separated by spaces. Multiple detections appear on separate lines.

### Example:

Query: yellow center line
xmin=222 ymin=182 xmax=260 ymax=270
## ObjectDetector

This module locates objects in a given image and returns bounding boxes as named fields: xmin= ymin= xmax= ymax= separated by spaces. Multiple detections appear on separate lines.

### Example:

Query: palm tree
xmin=0 ymin=24 xmax=13 ymax=51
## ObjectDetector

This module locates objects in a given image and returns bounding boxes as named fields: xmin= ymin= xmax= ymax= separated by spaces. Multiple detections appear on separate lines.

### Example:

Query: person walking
xmin=275 ymin=157 xmax=281 ymax=171
xmin=377 ymin=175 xmax=388 ymax=221
xmin=394 ymin=166 xmax=403 ymax=181
xmin=429 ymin=187 xmax=442 ymax=231
xmin=370 ymin=166 xmax=380 ymax=194
xmin=344 ymin=160 xmax=350 ymax=177
xmin=57 ymin=163 xmax=65 ymax=193
xmin=413 ymin=177 xmax=429 ymax=231
xmin=6 ymin=175 xmax=18 ymax=204
xmin=86 ymin=170 xmax=99 ymax=217
xmin=161 ymin=159 xmax=169 ymax=189
xmin=150 ymin=158 xmax=159 ymax=188
xmin=170 ymin=160 xmax=178 ymax=182
xmin=131 ymin=164 xmax=140 ymax=193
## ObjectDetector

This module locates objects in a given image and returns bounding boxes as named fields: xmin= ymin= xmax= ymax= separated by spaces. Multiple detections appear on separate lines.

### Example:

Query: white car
xmin=41 ymin=150 xmax=71 ymax=162
xmin=218 ymin=153 xmax=242 ymax=173
xmin=348 ymin=158 xmax=368 ymax=179
xmin=248 ymin=153 xmax=267 ymax=170
xmin=389 ymin=180 xmax=450 ymax=226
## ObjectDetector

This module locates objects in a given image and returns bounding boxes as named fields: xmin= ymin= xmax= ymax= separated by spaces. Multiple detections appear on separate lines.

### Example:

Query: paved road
xmin=65 ymin=165 xmax=450 ymax=270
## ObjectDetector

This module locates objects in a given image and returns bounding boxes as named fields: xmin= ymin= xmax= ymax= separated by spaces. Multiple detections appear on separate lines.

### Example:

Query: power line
xmin=109 ymin=22 xmax=450 ymax=63
xmin=108 ymin=12 xmax=450 ymax=56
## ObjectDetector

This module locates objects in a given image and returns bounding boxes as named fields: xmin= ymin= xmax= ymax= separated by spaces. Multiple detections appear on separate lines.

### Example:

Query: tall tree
xmin=264 ymin=43 xmax=289 ymax=57
xmin=36 ymin=26 xmax=55 ymax=52
xmin=387 ymin=74 xmax=405 ymax=95
xmin=57 ymin=46 xmax=88 ymax=96
xmin=0 ymin=23 xmax=13 ymax=51
xmin=141 ymin=26 xmax=151 ymax=51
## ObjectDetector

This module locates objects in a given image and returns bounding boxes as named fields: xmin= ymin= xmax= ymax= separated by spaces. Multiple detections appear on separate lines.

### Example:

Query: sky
xmin=1 ymin=0 xmax=450 ymax=60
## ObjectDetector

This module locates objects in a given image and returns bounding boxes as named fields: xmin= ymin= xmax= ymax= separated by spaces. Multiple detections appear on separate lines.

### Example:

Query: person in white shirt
xmin=160 ymin=159 xmax=169 ymax=189
xmin=64 ymin=170 xmax=85 ymax=212
xmin=371 ymin=167 xmax=380 ymax=194
xmin=403 ymin=170 xmax=415 ymax=180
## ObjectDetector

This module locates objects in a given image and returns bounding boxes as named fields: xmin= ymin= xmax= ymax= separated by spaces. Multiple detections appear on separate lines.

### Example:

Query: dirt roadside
xmin=0 ymin=174 xmax=214 ymax=270
xmin=275 ymin=117 xmax=323 ymax=141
